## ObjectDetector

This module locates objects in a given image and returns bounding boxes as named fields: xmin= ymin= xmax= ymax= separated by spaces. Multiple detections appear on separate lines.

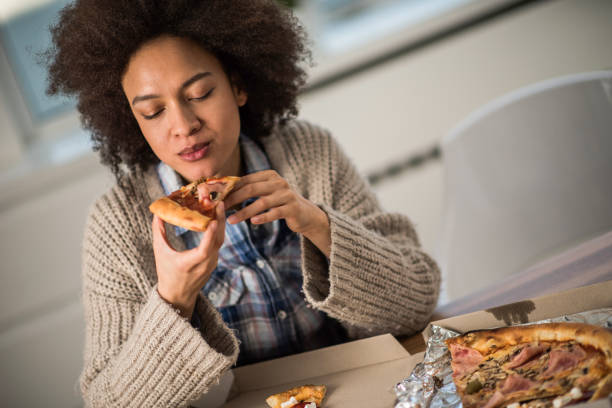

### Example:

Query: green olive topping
xmin=466 ymin=379 xmax=483 ymax=394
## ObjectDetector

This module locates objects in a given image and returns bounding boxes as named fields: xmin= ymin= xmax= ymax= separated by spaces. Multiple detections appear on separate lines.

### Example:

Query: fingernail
xmin=227 ymin=215 xmax=236 ymax=224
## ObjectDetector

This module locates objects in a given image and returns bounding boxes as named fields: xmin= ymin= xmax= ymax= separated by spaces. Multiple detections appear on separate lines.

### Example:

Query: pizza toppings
xmin=445 ymin=323 xmax=612 ymax=408
xmin=194 ymin=177 xmax=234 ymax=205
xmin=167 ymin=189 xmax=214 ymax=218
xmin=291 ymin=404 xmax=316 ymax=408
xmin=506 ymin=344 xmax=546 ymax=369
xmin=568 ymin=387 xmax=583 ymax=399
xmin=279 ymin=397 xmax=316 ymax=408
xmin=499 ymin=374 xmax=536 ymax=394
xmin=449 ymin=343 xmax=484 ymax=378
xmin=466 ymin=379 xmax=483 ymax=394
xmin=481 ymin=390 xmax=504 ymax=408
xmin=280 ymin=397 xmax=299 ymax=408
xmin=552 ymin=387 xmax=585 ymax=408
xmin=542 ymin=345 xmax=586 ymax=377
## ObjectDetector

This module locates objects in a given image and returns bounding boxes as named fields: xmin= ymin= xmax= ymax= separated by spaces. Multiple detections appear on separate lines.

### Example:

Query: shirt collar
xmin=240 ymin=133 xmax=271 ymax=174
xmin=156 ymin=133 xmax=271 ymax=236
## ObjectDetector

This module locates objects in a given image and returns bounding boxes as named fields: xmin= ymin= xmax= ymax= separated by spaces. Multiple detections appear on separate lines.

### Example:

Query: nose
xmin=169 ymin=101 xmax=201 ymax=138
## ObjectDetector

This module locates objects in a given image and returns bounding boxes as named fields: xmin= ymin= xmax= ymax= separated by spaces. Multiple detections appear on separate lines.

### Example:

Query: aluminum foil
xmin=394 ymin=308 xmax=612 ymax=408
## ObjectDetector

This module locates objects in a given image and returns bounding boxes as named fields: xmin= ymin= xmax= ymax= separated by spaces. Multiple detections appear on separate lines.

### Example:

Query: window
xmin=0 ymin=0 xmax=89 ymax=177
xmin=294 ymin=0 xmax=524 ymax=84
xmin=298 ymin=0 xmax=475 ymax=56
xmin=1 ymin=0 xmax=74 ymax=125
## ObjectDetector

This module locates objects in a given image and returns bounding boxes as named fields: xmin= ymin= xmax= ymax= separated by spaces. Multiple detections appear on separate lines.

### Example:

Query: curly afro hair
xmin=46 ymin=0 xmax=310 ymax=180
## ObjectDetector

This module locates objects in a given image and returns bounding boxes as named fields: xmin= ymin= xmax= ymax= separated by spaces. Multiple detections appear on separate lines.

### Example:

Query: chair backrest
xmin=437 ymin=71 xmax=612 ymax=304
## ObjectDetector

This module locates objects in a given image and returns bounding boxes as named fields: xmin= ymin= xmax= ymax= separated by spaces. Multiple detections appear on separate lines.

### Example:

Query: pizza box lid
xmin=217 ymin=333 xmax=422 ymax=408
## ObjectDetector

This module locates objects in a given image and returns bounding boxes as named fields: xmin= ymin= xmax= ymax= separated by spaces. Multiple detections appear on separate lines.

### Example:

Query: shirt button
xmin=277 ymin=310 xmax=287 ymax=320
xmin=256 ymin=259 xmax=266 ymax=269
xmin=208 ymin=292 xmax=218 ymax=301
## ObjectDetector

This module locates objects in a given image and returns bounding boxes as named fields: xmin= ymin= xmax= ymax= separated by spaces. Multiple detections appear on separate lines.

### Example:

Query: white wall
xmin=1 ymin=0 xmax=611 ymax=406
xmin=299 ymin=0 xmax=612 ymax=254
xmin=0 ymin=161 xmax=113 ymax=407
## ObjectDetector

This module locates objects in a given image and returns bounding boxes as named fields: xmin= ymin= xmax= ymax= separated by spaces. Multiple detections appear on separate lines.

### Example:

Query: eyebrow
xmin=131 ymin=72 xmax=212 ymax=106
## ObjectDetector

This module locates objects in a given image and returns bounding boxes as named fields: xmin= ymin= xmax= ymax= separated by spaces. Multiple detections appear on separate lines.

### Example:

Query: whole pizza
xmin=446 ymin=322 xmax=612 ymax=408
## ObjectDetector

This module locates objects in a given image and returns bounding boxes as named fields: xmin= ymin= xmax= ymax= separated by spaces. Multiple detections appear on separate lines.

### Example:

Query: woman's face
xmin=121 ymin=35 xmax=247 ymax=182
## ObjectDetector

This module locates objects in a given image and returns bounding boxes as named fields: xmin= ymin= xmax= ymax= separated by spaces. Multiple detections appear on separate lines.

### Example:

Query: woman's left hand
xmin=224 ymin=170 xmax=331 ymax=257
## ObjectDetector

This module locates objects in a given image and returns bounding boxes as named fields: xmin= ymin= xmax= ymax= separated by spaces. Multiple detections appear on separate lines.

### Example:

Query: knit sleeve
xmin=79 ymin=186 xmax=239 ymax=408
xmin=296 ymin=123 xmax=441 ymax=338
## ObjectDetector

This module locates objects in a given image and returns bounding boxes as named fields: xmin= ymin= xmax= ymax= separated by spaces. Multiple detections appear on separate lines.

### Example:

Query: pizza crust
xmin=265 ymin=384 xmax=326 ymax=408
xmin=447 ymin=323 xmax=612 ymax=368
xmin=149 ymin=197 xmax=213 ymax=232
xmin=592 ymin=372 xmax=612 ymax=399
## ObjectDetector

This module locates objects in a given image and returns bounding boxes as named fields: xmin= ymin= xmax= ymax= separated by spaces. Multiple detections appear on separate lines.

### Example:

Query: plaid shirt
xmin=157 ymin=135 xmax=346 ymax=365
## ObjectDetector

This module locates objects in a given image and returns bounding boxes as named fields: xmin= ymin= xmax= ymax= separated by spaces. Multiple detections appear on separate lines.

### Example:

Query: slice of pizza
xmin=265 ymin=384 xmax=326 ymax=408
xmin=149 ymin=176 xmax=240 ymax=231
xmin=445 ymin=322 xmax=612 ymax=408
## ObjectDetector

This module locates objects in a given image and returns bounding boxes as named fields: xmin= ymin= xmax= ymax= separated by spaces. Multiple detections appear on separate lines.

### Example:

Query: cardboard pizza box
xmin=421 ymin=280 xmax=612 ymax=408
xmin=196 ymin=281 xmax=612 ymax=408
xmin=220 ymin=333 xmax=423 ymax=408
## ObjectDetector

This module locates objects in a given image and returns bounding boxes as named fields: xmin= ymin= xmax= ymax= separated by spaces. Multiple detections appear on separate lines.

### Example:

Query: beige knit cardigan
xmin=80 ymin=120 xmax=440 ymax=407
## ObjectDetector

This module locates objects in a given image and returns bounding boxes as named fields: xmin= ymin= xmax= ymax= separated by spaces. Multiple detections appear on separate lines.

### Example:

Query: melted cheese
xmin=280 ymin=396 xmax=298 ymax=408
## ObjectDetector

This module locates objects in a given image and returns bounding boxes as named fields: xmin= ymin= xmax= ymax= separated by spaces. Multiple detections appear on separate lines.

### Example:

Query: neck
xmin=226 ymin=142 xmax=244 ymax=177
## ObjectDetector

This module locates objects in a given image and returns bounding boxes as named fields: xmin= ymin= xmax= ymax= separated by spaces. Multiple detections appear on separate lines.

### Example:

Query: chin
xmin=186 ymin=166 xmax=217 ymax=181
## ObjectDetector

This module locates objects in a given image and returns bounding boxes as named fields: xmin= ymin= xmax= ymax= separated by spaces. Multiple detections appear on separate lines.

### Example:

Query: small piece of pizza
xmin=265 ymin=384 xmax=326 ymax=408
xmin=149 ymin=176 xmax=240 ymax=231
xmin=445 ymin=322 xmax=612 ymax=408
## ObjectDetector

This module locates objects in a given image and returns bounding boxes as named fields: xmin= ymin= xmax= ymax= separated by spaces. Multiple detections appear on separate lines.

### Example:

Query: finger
xmin=185 ymin=219 xmax=218 ymax=263
xmin=223 ymin=173 xmax=253 ymax=196
xmin=224 ymin=170 xmax=281 ymax=205
xmin=228 ymin=193 xmax=288 ymax=224
xmin=152 ymin=215 xmax=176 ymax=254
xmin=224 ymin=179 xmax=284 ymax=209
xmin=251 ymin=206 xmax=284 ymax=224
xmin=214 ymin=201 xmax=226 ymax=247
xmin=224 ymin=181 xmax=267 ymax=209
xmin=234 ymin=170 xmax=278 ymax=186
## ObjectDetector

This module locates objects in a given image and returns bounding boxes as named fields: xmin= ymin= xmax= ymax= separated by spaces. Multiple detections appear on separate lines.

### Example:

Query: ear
xmin=230 ymin=73 xmax=248 ymax=107
xmin=233 ymin=86 xmax=247 ymax=107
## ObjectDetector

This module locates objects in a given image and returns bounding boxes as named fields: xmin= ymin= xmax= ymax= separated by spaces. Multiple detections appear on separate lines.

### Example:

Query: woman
xmin=46 ymin=0 xmax=440 ymax=406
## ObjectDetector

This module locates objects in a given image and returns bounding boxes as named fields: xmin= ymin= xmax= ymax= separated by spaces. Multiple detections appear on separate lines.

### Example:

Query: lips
xmin=179 ymin=142 xmax=209 ymax=161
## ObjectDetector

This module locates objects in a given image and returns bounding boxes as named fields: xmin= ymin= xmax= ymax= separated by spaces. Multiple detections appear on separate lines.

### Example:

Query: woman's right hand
xmin=152 ymin=202 xmax=226 ymax=319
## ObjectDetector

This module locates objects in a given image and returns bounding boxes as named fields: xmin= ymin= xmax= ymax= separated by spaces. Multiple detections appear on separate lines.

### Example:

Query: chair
xmin=437 ymin=70 xmax=612 ymax=304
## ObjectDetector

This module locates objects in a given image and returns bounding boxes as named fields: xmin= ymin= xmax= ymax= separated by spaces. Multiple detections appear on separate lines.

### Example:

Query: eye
xmin=142 ymin=109 xmax=164 ymax=120
xmin=190 ymin=88 xmax=215 ymax=101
